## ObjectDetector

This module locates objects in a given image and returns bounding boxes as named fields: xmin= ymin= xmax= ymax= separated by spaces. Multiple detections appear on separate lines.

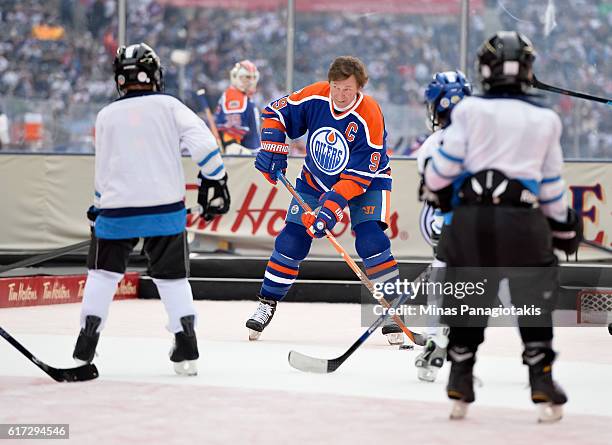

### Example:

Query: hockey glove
xmin=547 ymin=207 xmax=583 ymax=255
xmin=301 ymin=191 xmax=347 ymax=238
xmin=420 ymin=181 xmax=454 ymax=213
xmin=86 ymin=205 xmax=99 ymax=225
xmin=197 ymin=172 xmax=231 ymax=221
xmin=255 ymin=141 xmax=288 ymax=185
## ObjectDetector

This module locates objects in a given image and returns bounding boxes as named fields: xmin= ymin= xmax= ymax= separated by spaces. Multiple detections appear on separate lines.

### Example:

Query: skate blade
xmin=248 ymin=329 xmax=262 ymax=341
xmin=537 ymin=403 xmax=563 ymax=423
xmin=449 ymin=401 xmax=469 ymax=420
xmin=385 ymin=333 xmax=403 ymax=345
xmin=174 ymin=360 xmax=198 ymax=376
xmin=417 ymin=367 xmax=438 ymax=383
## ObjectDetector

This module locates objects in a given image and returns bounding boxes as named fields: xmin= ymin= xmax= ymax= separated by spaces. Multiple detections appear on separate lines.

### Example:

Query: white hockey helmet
xmin=230 ymin=60 xmax=259 ymax=94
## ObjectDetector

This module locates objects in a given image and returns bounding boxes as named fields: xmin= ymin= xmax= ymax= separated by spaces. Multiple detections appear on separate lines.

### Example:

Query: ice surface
xmin=1 ymin=300 xmax=611 ymax=444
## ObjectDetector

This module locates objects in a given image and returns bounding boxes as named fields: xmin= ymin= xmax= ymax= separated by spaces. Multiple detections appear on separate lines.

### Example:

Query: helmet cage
xmin=230 ymin=60 xmax=259 ymax=94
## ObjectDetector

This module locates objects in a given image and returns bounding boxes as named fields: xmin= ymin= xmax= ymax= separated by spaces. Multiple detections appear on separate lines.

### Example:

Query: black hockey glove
xmin=197 ymin=172 xmax=231 ymax=221
xmin=547 ymin=208 xmax=583 ymax=255
xmin=419 ymin=179 xmax=454 ymax=213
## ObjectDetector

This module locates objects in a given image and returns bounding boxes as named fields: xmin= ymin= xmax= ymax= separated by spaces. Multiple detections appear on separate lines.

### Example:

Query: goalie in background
xmin=423 ymin=31 xmax=582 ymax=422
xmin=214 ymin=60 xmax=261 ymax=155
xmin=73 ymin=43 xmax=230 ymax=377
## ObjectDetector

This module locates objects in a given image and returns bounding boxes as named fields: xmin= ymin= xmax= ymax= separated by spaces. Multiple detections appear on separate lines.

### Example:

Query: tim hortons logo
xmin=43 ymin=280 xmax=71 ymax=300
xmin=116 ymin=279 xmax=138 ymax=296
xmin=187 ymin=183 xmax=400 ymax=239
xmin=7 ymin=282 xmax=38 ymax=301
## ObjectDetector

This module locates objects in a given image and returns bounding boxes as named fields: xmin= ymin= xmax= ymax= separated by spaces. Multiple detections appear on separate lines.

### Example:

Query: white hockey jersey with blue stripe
xmin=93 ymin=91 xmax=225 ymax=239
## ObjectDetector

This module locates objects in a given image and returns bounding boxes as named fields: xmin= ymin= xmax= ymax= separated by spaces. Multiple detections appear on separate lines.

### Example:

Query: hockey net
xmin=576 ymin=289 xmax=612 ymax=324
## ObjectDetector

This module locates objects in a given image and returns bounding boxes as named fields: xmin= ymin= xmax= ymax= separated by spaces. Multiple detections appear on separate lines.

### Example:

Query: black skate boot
xmin=73 ymin=315 xmax=102 ymax=365
xmin=522 ymin=343 xmax=567 ymax=422
xmin=246 ymin=295 xmax=277 ymax=341
xmin=446 ymin=345 xmax=476 ymax=420
xmin=170 ymin=315 xmax=199 ymax=376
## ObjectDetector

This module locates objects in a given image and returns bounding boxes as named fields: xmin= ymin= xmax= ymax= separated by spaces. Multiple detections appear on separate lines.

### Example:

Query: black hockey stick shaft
xmin=277 ymin=171 xmax=426 ymax=346
xmin=288 ymin=282 xmax=417 ymax=373
xmin=0 ymin=205 xmax=203 ymax=275
xmin=0 ymin=326 xmax=98 ymax=382
xmin=327 ymin=293 xmax=407 ymax=372
xmin=0 ymin=240 xmax=90 ymax=275
xmin=532 ymin=75 xmax=611 ymax=105
xmin=581 ymin=239 xmax=612 ymax=255
xmin=288 ymin=264 xmax=431 ymax=373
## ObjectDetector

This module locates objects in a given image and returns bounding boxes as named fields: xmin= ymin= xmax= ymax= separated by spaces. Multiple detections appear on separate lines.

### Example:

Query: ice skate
xmin=73 ymin=315 xmax=101 ymax=365
xmin=246 ymin=295 xmax=277 ymax=341
xmin=523 ymin=345 xmax=567 ymax=423
xmin=447 ymin=346 xmax=475 ymax=420
xmin=170 ymin=315 xmax=199 ymax=376
xmin=382 ymin=322 xmax=403 ymax=345
xmin=415 ymin=336 xmax=447 ymax=382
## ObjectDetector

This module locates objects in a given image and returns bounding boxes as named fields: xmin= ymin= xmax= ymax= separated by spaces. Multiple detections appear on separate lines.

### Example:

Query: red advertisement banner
xmin=0 ymin=272 xmax=139 ymax=309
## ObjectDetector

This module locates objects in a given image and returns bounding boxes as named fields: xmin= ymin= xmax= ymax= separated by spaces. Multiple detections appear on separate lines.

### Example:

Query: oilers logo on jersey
xmin=309 ymin=127 xmax=350 ymax=175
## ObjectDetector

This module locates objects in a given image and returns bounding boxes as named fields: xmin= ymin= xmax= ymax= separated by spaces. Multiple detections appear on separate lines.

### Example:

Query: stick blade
xmin=288 ymin=350 xmax=331 ymax=374
xmin=47 ymin=363 xmax=99 ymax=382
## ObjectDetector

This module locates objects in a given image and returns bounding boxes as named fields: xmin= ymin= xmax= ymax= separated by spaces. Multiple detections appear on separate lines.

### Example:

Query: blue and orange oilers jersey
xmin=261 ymin=81 xmax=392 ymax=198
xmin=214 ymin=86 xmax=261 ymax=149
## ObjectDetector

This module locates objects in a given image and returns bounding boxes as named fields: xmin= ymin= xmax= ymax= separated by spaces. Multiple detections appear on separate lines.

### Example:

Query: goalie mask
xmin=477 ymin=31 xmax=535 ymax=94
xmin=230 ymin=60 xmax=259 ymax=94
xmin=424 ymin=70 xmax=471 ymax=131
xmin=113 ymin=43 xmax=163 ymax=95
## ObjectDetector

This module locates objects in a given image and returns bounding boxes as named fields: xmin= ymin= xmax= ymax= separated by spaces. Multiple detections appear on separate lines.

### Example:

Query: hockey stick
xmin=0 ymin=240 xmax=90 ymax=275
xmin=277 ymin=171 xmax=426 ymax=346
xmin=581 ymin=239 xmax=612 ymax=255
xmin=0 ymin=205 xmax=204 ymax=275
xmin=288 ymin=265 xmax=431 ymax=373
xmin=532 ymin=75 xmax=611 ymax=106
xmin=0 ymin=326 xmax=98 ymax=382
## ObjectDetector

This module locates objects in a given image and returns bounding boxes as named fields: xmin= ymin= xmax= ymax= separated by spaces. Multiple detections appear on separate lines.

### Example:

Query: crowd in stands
xmin=0 ymin=0 xmax=609 ymax=158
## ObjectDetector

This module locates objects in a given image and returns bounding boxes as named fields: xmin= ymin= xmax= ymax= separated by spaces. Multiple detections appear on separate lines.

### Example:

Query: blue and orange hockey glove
xmin=301 ymin=191 xmax=347 ymax=238
xmin=255 ymin=127 xmax=288 ymax=185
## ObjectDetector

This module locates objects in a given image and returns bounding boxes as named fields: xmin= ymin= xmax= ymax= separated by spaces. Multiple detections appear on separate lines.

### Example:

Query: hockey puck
xmin=398 ymin=344 xmax=414 ymax=350
xmin=608 ymin=323 xmax=611 ymax=336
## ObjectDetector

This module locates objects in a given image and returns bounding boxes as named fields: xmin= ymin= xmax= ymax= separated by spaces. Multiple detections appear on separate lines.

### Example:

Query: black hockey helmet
xmin=113 ymin=43 xmax=163 ymax=94
xmin=477 ymin=31 xmax=535 ymax=93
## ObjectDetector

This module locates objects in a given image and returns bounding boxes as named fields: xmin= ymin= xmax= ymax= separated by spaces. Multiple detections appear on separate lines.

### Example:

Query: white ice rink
xmin=1 ymin=299 xmax=611 ymax=444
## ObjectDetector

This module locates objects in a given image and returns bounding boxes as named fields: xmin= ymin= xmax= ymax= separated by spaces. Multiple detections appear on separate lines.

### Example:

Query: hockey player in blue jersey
xmin=414 ymin=70 xmax=472 ymax=382
xmin=245 ymin=56 xmax=404 ymax=344
xmin=214 ymin=60 xmax=261 ymax=154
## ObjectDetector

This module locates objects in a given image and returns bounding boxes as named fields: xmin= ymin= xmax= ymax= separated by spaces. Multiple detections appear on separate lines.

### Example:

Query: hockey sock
xmin=354 ymin=221 xmax=400 ymax=301
xmin=79 ymin=269 xmax=124 ymax=331
xmin=153 ymin=278 xmax=198 ymax=333
xmin=260 ymin=223 xmax=311 ymax=301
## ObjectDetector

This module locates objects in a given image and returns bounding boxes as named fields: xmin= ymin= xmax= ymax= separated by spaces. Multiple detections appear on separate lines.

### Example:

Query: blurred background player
xmin=189 ymin=87 xmax=222 ymax=148
xmin=214 ymin=60 xmax=261 ymax=154
xmin=415 ymin=70 xmax=472 ymax=382
xmin=423 ymin=31 xmax=582 ymax=421
xmin=72 ymin=43 xmax=230 ymax=376
xmin=0 ymin=102 xmax=9 ymax=150
xmin=246 ymin=56 xmax=404 ymax=345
